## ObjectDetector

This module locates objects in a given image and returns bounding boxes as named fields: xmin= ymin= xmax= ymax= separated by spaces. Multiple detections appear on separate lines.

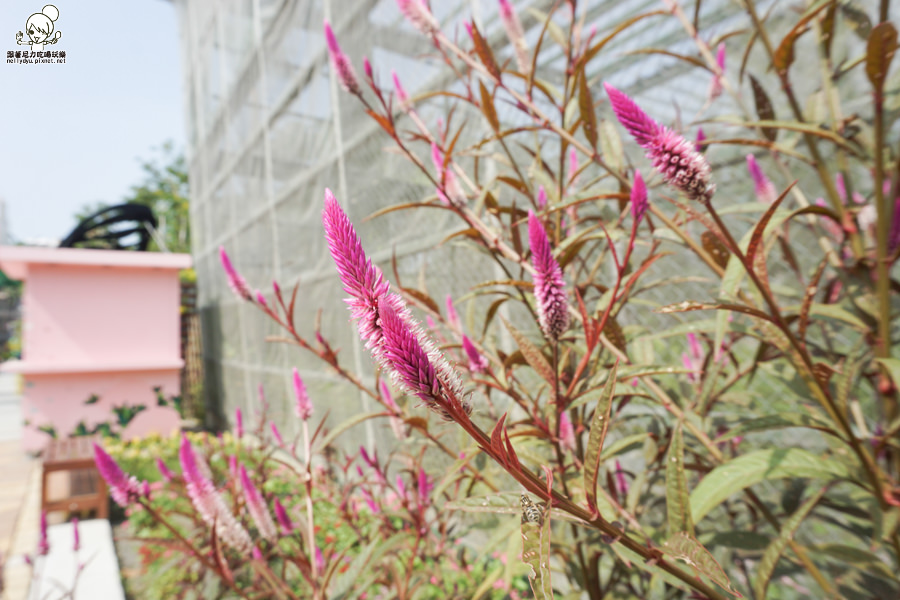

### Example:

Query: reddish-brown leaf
xmin=577 ymin=73 xmax=599 ymax=149
xmin=470 ymin=22 xmax=501 ymax=81
xmin=866 ymin=22 xmax=899 ymax=94
xmin=701 ymin=231 xmax=730 ymax=269
xmin=746 ymin=181 xmax=796 ymax=262
xmin=749 ymin=75 xmax=777 ymax=141
xmin=479 ymin=81 xmax=500 ymax=132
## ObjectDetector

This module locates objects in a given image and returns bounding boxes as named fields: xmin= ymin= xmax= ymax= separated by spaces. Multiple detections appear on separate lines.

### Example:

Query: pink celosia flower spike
xmin=498 ymin=0 xmax=530 ymax=75
xmin=179 ymin=436 xmax=252 ymax=552
xmin=392 ymin=70 xmax=409 ymax=109
xmin=239 ymin=464 xmax=278 ymax=543
xmin=708 ymin=42 xmax=726 ymax=101
xmin=536 ymin=185 xmax=547 ymax=210
xmin=559 ymin=411 xmax=576 ymax=452
xmin=363 ymin=56 xmax=373 ymax=82
xmin=604 ymin=83 xmax=715 ymax=203
xmin=378 ymin=298 xmax=472 ymax=421
xmin=323 ymin=20 xmax=361 ymax=95
xmin=430 ymin=143 xmax=466 ymax=207
xmin=93 ymin=443 xmax=143 ymax=507
xmin=292 ymin=367 xmax=313 ymax=421
xmin=322 ymin=188 xmax=404 ymax=354
xmin=631 ymin=170 xmax=648 ymax=224
xmin=462 ymin=335 xmax=489 ymax=373
xmin=695 ymin=128 xmax=707 ymax=154
xmin=396 ymin=0 xmax=440 ymax=35
xmin=219 ymin=247 xmax=253 ymax=302
xmin=746 ymin=154 xmax=777 ymax=204
xmin=273 ymin=498 xmax=294 ymax=535
xmin=445 ymin=294 xmax=460 ymax=330
xmin=38 ymin=511 xmax=49 ymax=556
xmin=156 ymin=457 xmax=174 ymax=482
xmin=72 ymin=517 xmax=80 ymax=552
xmin=234 ymin=407 xmax=243 ymax=439
xmin=528 ymin=210 xmax=570 ymax=341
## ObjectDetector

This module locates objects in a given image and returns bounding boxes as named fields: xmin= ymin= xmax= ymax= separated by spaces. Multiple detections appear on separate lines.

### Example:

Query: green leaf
xmin=754 ymin=486 xmax=827 ymax=600
xmin=584 ymin=361 xmax=617 ymax=513
xmin=666 ymin=424 xmax=693 ymax=535
xmin=502 ymin=317 xmax=555 ymax=386
xmin=690 ymin=449 xmax=849 ymax=523
xmin=875 ymin=358 xmax=900 ymax=390
xmin=445 ymin=493 xmax=591 ymax=524
xmin=715 ymin=412 xmax=838 ymax=441
xmin=662 ymin=532 xmax=742 ymax=597
xmin=521 ymin=500 xmax=553 ymax=599
xmin=599 ymin=120 xmax=624 ymax=173
xmin=314 ymin=412 xmax=383 ymax=453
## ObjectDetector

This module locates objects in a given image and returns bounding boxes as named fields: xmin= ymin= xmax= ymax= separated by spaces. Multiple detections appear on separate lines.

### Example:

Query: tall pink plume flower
xmin=270 ymin=422 xmax=285 ymax=447
xmin=392 ymin=70 xmax=410 ymax=110
xmin=631 ymin=169 xmax=648 ymax=224
xmin=273 ymin=498 xmax=294 ymax=534
xmin=378 ymin=298 xmax=472 ymax=421
xmin=559 ymin=411 xmax=576 ymax=452
xmin=746 ymin=154 xmax=777 ymax=204
xmin=462 ymin=335 xmax=488 ymax=373
xmin=179 ymin=436 xmax=252 ymax=552
xmin=219 ymin=247 xmax=253 ymax=301
xmin=695 ymin=128 xmax=707 ymax=154
xmin=72 ymin=517 xmax=80 ymax=552
xmin=445 ymin=294 xmax=460 ymax=330
xmin=323 ymin=20 xmax=360 ymax=95
xmin=604 ymin=83 xmax=715 ymax=202
xmin=536 ymin=185 xmax=547 ymax=210
xmin=156 ymin=457 xmax=174 ymax=482
xmin=707 ymin=42 xmax=726 ymax=101
xmin=396 ymin=0 xmax=439 ymax=34
xmin=498 ymin=0 xmax=530 ymax=75
xmin=323 ymin=190 xmax=469 ymax=420
xmin=38 ymin=511 xmax=49 ymax=556
xmin=93 ymin=442 xmax=143 ymax=507
xmin=239 ymin=464 xmax=278 ymax=543
xmin=430 ymin=143 xmax=466 ymax=207
xmin=234 ymin=407 xmax=243 ymax=439
xmin=292 ymin=367 xmax=313 ymax=421
xmin=528 ymin=210 xmax=570 ymax=341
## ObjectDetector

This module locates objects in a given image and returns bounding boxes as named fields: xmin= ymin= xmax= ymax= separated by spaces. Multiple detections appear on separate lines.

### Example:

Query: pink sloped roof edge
xmin=0 ymin=245 xmax=192 ymax=279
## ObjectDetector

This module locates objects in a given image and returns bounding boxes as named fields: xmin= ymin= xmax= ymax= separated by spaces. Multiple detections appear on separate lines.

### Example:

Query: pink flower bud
xmin=219 ymin=247 xmax=253 ymax=301
xmin=462 ymin=335 xmax=488 ymax=373
xmin=292 ymin=368 xmax=313 ymax=421
xmin=528 ymin=210 xmax=570 ymax=340
xmin=445 ymin=294 xmax=460 ymax=330
xmin=536 ymin=185 xmax=547 ymax=209
xmin=270 ymin=422 xmax=284 ymax=447
xmin=397 ymin=0 xmax=440 ymax=34
xmin=392 ymin=70 xmax=409 ymax=109
xmin=156 ymin=457 xmax=174 ymax=482
xmin=746 ymin=154 xmax=777 ymax=204
xmin=559 ymin=411 xmax=576 ymax=452
xmin=323 ymin=20 xmax=360 ymax=95
xmin=630 ymin=170 xmax=648 ymax=224
xmin=234 ymin=407 xmax=243 ymax=439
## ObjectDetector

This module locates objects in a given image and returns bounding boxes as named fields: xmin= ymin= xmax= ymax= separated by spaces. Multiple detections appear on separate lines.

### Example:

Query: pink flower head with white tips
xmin=396 ymin=0 xmax=440 ymax=34
xmin=292 ymin=367 xmax=313 ymax=421
xmin=528 ymin=210 xmax=570 ymax=341
xmin=604 ymin=83 xmax=715 ymax=203
xmin=323 ymin=20 xmax=360 ymax=95
xmin=240 ymin=464 xmax=278 ymax=543
xmin=630 ymin=170 xmax=648 ymax=224
xmin=498 ymin=0 xmax=530 ymax=74
xmin=219 ymin=246 xmax=253 ymax=301
xmin=746 ymin=154 xmax=777 ymax=204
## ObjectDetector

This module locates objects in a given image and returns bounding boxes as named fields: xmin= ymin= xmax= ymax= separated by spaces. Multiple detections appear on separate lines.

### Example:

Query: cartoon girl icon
xmin=16 ymin=5 xmax=62 ymax=52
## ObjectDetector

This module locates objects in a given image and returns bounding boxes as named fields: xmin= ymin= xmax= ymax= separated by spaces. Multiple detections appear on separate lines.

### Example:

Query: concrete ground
xmin=0 ymin=372 xmax=39 ymax=600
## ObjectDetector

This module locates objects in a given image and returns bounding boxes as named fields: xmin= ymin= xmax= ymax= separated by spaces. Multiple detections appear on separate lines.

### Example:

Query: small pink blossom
xmin=605 ymin=83 xmax=714 ymax=202
xmin=234 ymin=407 xmax=243 ymax=439
xmin=219 ymin=247 xmax=253 ymax=301
xmin=536 ymin=185 xmax=547 ymax=209
xmin=498 ymin=0 xmax=529 ymax=74
xmin=72 ymin=517 xmax=80 ymax=552
xmin=156 ymin=458 xmax=174 ymax=482
xmin=707 ymin=42 xmax=726 ymax=101
xmin=292 ymin=368 xmax=313 ymax=421
xmin=695 ymin=128 xmax=707 ymax=153
xmin=270 ymin=422 xmax=285 ymax=447
xmin=746 ymin=154 xmax=777 ymax=204
xmin=430 ymin=143 xmax=466 ymax=207
xmin=462 ymin=335 xmax=488 ymax=373
xmin=240 ymin=464 xmax=278 ymax=543
xmin=392 ymin=70 xmax=409 ymax=109
xmin=274 ymin=499 xmax=294 ymax=534
xmin=38 ymin=511 xmax=49 ymax=556
xmin=559 ymin=411 xmax=576 ymax=452
xmin=528 ymin=210 xmax=570 ymax=340
xmin=396 ymin=0 xmax=439 ymax=34
xmin=630 ymin=169 xmax=648 ymax=224
xmin=93 ymin=443 xmax=143 ymax=507
xmin=323 ymin=20 xmax=360 ymax=95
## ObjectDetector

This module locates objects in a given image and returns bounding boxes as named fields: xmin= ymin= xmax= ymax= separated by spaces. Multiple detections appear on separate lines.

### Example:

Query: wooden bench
xmin=41 ymin=436 xmax=108 ymax=519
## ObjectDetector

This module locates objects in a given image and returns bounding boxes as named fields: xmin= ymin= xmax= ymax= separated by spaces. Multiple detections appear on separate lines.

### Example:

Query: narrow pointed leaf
xmin=748 ymin=75 xmax=777 ymax=141
xmin=577 ymin=72 xmax=598 ymax=148
xmin=666 ymin=424 xmax=693 ymax=535
xmin=584 ymin=361 xmax=618 ymax=513
xmin=471 ymin=22 xmax=501 ymax=81
xmin=690 ymin=448 xmax=848 ymax=523
xmin=715 ymin=412 xmax=838 ymax=441
xmin=521 ymin=505 xmax=553 ymax=599
xmin=662 ymin=532 xmax=742 ymax=598
xmin=746 ymin=181 xmax=795 ymax=262
xmin=479 ymin=81 xmax=500 ymax=132
xmin=754 ymin=486 xmax=827 ymax=599
xmin=502 ymin=317 xmax=555 ymax=385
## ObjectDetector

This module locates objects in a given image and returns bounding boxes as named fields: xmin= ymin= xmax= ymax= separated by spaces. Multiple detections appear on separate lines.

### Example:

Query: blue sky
xmin=0 ymin=1 xmax=184 ymax=243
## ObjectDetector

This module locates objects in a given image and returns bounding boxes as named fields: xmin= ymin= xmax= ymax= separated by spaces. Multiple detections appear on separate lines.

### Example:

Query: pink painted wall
xmin=0 ymin=246 xmax=192 ymax=452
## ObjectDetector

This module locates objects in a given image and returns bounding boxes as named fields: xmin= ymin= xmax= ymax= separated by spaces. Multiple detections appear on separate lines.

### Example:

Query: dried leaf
xmin=603 ymin=315 xmax=627 ymax=354
xmin=470 ymin=22 xmax=501 ymax=81
xmin=748 ymin=75 xmax=777 ymax=141
xmin=701 ymin=231 xmax=730 ymax=269
xmin=866 ymin=22 xmax=899 ymax=94
xmin=479 ymin=80 xmax=500 ymax=132
xmin=400 ymin=286 xmax=440 ymax=314
xmin=502 ymin=317 xmax=555 ymax=386
xmin=577 ymin=73 xmax=598 ymax=148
